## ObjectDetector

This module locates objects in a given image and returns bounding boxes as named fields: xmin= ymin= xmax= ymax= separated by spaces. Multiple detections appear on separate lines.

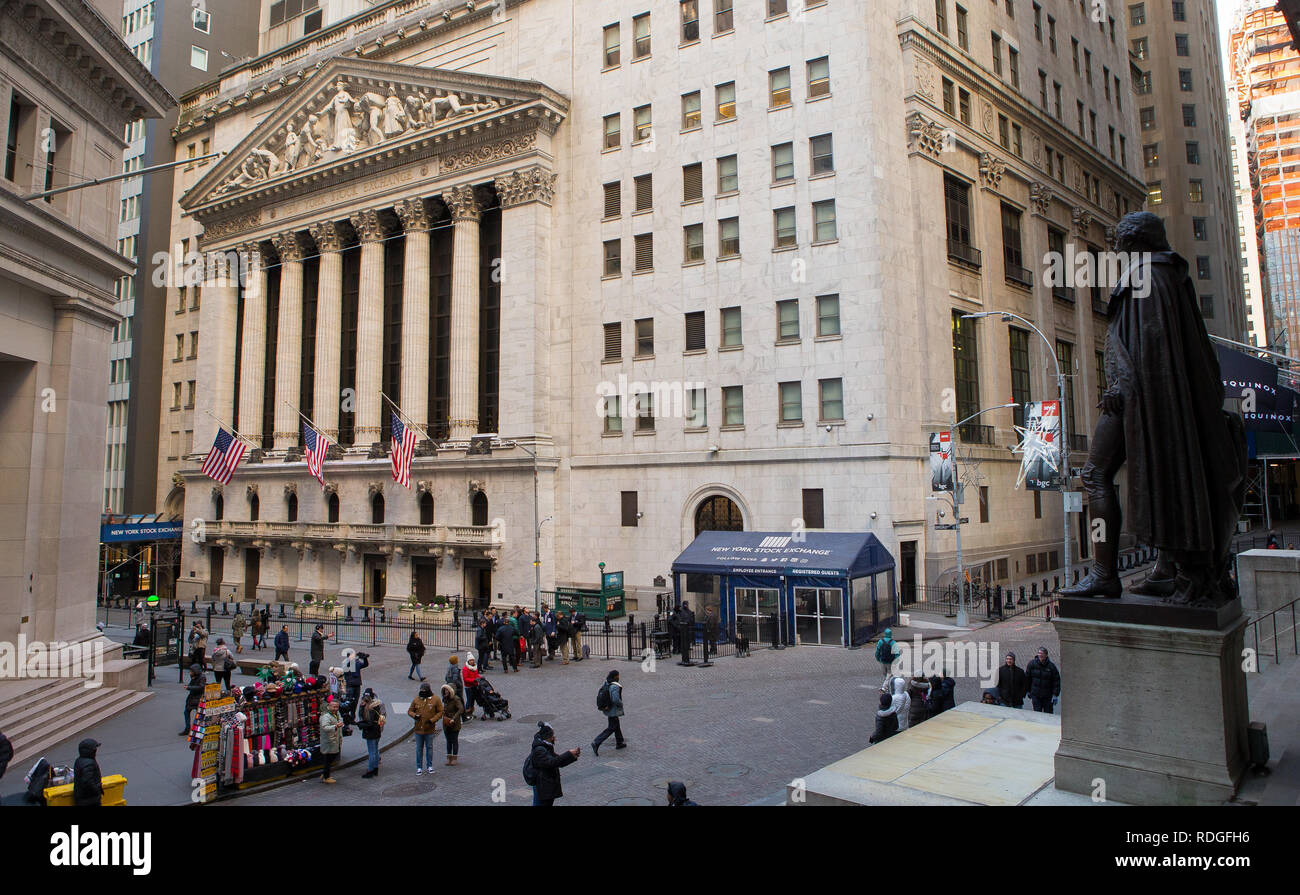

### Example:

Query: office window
xmin=1200 ymin=295 xmax=1214 ymax=318
xmin=779 ymin=381 xmax=803 ymax=424
xmin=681 ymin=91 xmax=701 ymax=130
xmin=603 ymin=239 xmax=621 ymax=277
xmin=1039 ymin=70 xmax=1047 ymax=109
xmin=683 ymin=162 xmax=703 ymax=201
xmin=1135 ymin=70 xmax=1152 ymax=94
xmin=714 ymin=0 xmax=733 ymax=33
xmin=1175 ymin=33 xmax=1188 ymax=57
xmin=770 ymin=67 xmax=792 ymax=107
xmin=1071 ymin=38 xmax=1079 ymax=74
xmin=802 ymin=489 xmax=825 ymax=529
xmin=998 ymin=114 xmax=1010 ymax=150
xmin=603 ymin=181 xmax=621 ymax=219
xmin=944 ymin=174 xmax=974 ymax=256
xmin=685 ymin=311 xmax=706 ymax=351
xmin=193 ymin=7 xmax=211 ymax=32
xmin=936 ymin=0 xmax=948 ymax=35
xmin=635 ymin=317 xmax=654 ymax=356
xmin=633 ymin=13 xmax=651 ymax=59
xmin=1001 ymin=202 xmax=1028 ymax=285
xmin=633 ymin=105 xmax=652 ymax=142
xmin=956 ymin=5 xmax=968 ymax=49
xmin=1186 ymin=141 xmax=1199 ymax=164
xmin=979 ymin=486 xmax=990 ymax=523
xmin=1178 ymin=68 xmax=1193 ymax=92
xmin=684 ymin=224 xmax=704 ymax=263
xmin=1188 ymin=180 xmax=1202 ymax=203
xmin=1008 ymin=46 xmax=1020 ymax=89
xmin=1182 ymin=104 xmax=1196 ymax=127
xmin=1048 ymin=226 xmax=1071 ymax=300
xmin=172 ymin=382 xmax=182 ymax=410
xmin=687 ymin=386 xmax=706 ymax=427
xmin=722 ymin=385 xmax=744 ymax=426
xmin=719 ymin=218 xmax=740 ymax=258
xmin=774 ymin=207 xmax=797 ymax=248
xmin=604 ymin=396 xmax=622 ymax=433
xmin=681 ymin=1 xmax=700 ymax=42
xmin=717 ymin=154 xmax=738 ymax=193
xmin=769 ymin=0 xmax=788 ymax=16
xmin=635 ymin=392 xmax=655 ymax=431
xmin=1012 ymin=123 xmax=1023 ymax=157
xmin=1055 ymin=340 xmax=1076 ymax=434
xmin=817 ymin=294 xmax=840 ymax=337
xmin=1192 ymin=217 xmax=1207 ymax=241
xmin=1085 ymin=48 xmax=1092 ymax=83
xmin=808 ymin=57 xmax=831 ymax=98
xmin=1172 ymin=0 xmax=1186 ymax=21
xmin=175 ymin=333 xmax=185 ymax=361
xmin=810 ymin=133 xmax=834 ymax=174
xmin=1033 ymin=2 xmax=1041 ymax=40
xmin=1048 ymin=15 xmax=1056 ymax=53
xmin=1144 ymin=143 xmax=1159 ymax=168
xmin=777 ymin=299 xmax=800 ymax=341
xmin=1196 ymin=256 xmax=1211 ymax=279
xmin=190 ymin=45 xmax=208 ymax=70
xmin=951 ymin=310 xmax=980 ymax=426
xmin=634 ymin=174 xmax=653 ymax=213
xmin=1147 ymin=181 xmax=1162 ymax=205
xmin=720 ymin=306 xmax=742 ymax=346
xmin=603 ymin=113 xmax=620 ymax=149
xmin=186 ymin=381 xmax=196 ymax=409
xmin=992 ymin=33 xmax=1003 ymax=76
xmin=813 ymin=200 xmax=837 ymax=242
xmin=1053 ymin=82 xmax=1062 ymax=119
xmin=189 ymin=331 xmax=199 ymax=358
xmin=959 ymin=87 xmax=972 ymax=125
xmin=634 ymin=233 xmax=654 ymax=272
xmin=716 ymin=82 xmax=736 ymax=120
xmin=1130 ymin=3 xmax=1145 ymax=26
xmin=603 ymin=23 xmax=620 ymax=67
xmin=772 ymin=142 xmax=795 ymax=182
xmin=819 ymin=379 xmax=844 ymax=422
xmin=1009 ymin=327 xmax=1031 ymax=428
xmin=1140 ymin=107 xmax=1156 ymax=130
xmin=604 ymin=322 xmax=622 ymax=359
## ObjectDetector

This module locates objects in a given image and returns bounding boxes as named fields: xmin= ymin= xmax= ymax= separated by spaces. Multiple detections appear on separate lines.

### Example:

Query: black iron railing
xmin=1004 ymin=263 xmax=1033 ymax=288
xmin=947 ymin=238 xmax=982 ymax=269
xmin=958 ymin=423 xmax=996 ymax=444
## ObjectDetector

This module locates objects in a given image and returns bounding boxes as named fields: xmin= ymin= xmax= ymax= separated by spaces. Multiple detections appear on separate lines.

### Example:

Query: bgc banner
xmin=1021 ymin=401 xmax=1062 ymax=491
xmin=929 ymin=431 xmax=954 ymax=492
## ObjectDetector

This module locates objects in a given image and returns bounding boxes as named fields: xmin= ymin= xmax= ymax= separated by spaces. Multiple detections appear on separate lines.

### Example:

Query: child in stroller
xmin=472 ymin=676 xmax=511 ymax=720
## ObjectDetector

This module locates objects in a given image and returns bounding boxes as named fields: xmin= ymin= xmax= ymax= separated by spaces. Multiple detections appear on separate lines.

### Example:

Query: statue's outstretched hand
xmin=1099 ymin=388 xmax=1124 ymax=416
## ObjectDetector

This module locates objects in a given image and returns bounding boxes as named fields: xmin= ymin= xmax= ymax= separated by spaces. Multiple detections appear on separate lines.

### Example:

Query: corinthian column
xmin=395 ymin=197 xmax=432 ymax=432
xmin=310 ymin=220 xmax=344 ymax=441
xmin=197 ymin=247 xmax=241 ymax=450
xmin=271 ymin=231 xmax=305 ymax=451
xmin=350 ymin=207 xmax=388 ymax=447
xmin=444 ymin=184 xmax=481 ymax=440
xmin=236 ymin=241 xmax=268 ymax=446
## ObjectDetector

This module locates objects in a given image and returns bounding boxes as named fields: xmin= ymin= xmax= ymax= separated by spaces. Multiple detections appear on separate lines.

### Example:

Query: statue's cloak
xmin=1105 ymin=251 xmax=1242 ymax=555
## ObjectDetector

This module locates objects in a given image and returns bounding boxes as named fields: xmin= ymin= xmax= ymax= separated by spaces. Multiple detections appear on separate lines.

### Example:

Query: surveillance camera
xmin=867 ymin=413 xmax=874 ymax=421
xmin=824 ymin=424 xmax=833 ymax=433
xmin=708 ymin=444 xmax=720 ymax=453
xmin=870 ymin=511 xmax=878 ymax=520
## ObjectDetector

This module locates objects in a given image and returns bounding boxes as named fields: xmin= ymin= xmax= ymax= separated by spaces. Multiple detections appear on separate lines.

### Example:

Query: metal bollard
xmin=346 ymin=605 xmax=353 ymax=620
xmin=1073 ymin=569 xmax=1079 ymax=584
xmin=1053 ymin=575 xmax=1059 ymax=591
xmin=1028 ymin=583 xmax=1038 ymax=603
xmin=221 ymin=601 xmax=229 ymax=615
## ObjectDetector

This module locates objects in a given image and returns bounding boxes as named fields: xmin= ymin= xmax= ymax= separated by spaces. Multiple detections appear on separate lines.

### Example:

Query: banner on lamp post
xmin=930 ymin=431 xmax=954 ymax=493
xmin=1020 ymin=400 xmax=1062 ymax=491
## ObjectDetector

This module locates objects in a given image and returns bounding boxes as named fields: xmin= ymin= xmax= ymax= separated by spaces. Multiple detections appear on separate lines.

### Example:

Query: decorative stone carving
xmin=203 ymin=211 xmax=262 ymax=242
xmin=1030 ymin=182 xmax=1053 ymax=216
xmin=309 ymin=219 xmax=344 ymax=254
xmin=172 ymin=472 xmax=186 ymax=489
xmin=394 ymin=197 xmax=432 ymax=232
xmin=368 ymin=482 xmax=385 ymax=498
xmin=1104 ymin=225 xmax=1117 ymax=248
xmin=443 ymin=184 xmax=481 ymax=221
xmin=349 ymin=208 xmax=387 ymax=243
xmin=440 ymin=133 xmax=536 ymax=173
xmin=496 ymin=165 xmax=558 ymax=207
xmin=211 ymin=485 xmax=224 ymax=501
xmin=1072 ymin=207 xmax=1093 ymax=236
xmin=283 ymin=482 xmax=297 ymax=498
xmin=271 ymin=231 xmax=304 ymax=263
xmin=980 ymin=100 xmax=994 ymax=136
xmin=323 ymin=482 xmax=339 ymax=497
xmin=906 ymin=111 xmax=945 ymax=159
xmin=246 ymin=484 xmax=259 ymax=499
xmin=979 ymin=153 xmax=1006 ymax=191
xmin=1031 ymin=134 xmax=1042 ymax=166
xmin=212 ymin=147 xmax=282 ymax=196
xmin=417 ymin=480 xmax=434 ymax=495
xmin=914 ymin=58 xmax=936 ymax=100
xmin=468 ymin=479 xmax=485 ymax=495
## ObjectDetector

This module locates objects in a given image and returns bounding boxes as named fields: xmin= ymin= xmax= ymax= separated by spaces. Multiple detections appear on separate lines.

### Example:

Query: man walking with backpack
xmin=591 ymin=670 xmax=626 ymax=755
xmin=875 ymin=628 xmax=899 ymax=683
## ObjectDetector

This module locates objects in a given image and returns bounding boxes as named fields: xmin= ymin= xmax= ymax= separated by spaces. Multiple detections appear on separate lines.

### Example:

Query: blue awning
xmin=670 ymin=531 xmax=894 ymax=579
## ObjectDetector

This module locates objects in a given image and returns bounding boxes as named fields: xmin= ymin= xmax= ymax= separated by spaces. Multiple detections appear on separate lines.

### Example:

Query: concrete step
xmin=10 ymin=690 xmax=153 ymax=767
xmin=4 ymin=684 xmax=116 ymax=746
xmin=0 ymin=679 xmax=78 ymax=716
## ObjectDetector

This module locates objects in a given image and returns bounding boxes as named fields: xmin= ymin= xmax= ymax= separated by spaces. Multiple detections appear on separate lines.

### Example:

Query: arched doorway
xmin=371 ymin=492 xmax=385 ymax=524
xmin=694 ymin=494 xmax=743 ymax=536
xmin=214 ymin=494 xmax=224 ymax=520
xmin=471 ymin=491 xmax=488 ymax=526
xmin=327 ymin=493 xmax=339 ymax=523
xmin=287 ymin=493 xmax=298 ymax=522
xmin=419 ymin=491 xmax=434 ymax=525
xmin=249 ymin=493 xmax=259 ymax=521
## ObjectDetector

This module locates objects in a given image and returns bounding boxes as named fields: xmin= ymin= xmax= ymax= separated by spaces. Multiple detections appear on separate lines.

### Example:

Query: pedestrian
xmin=476 ymin=618 xmax=494 ymax=671
xmin=556 ymin=611 xmax=574 ymax=664
xmin=495 ymin=616 xmax=519 ymax=673
xmin=72 ymin=738 xmax=103 ymax=807
xmin=906 ymin=674 xmax=931 ymax=728
xmin=319 ymin=694 xmax=342 ymax=784
xmin=0 ymin=728 xmax=12 ymax=786
xmin=274 ymin=625 xmax=290 ymax=661
xmin=1025 ymin=647 xmax=1061 ymax=714
xmin=996 ymin=652 xmax=1028 ymax=709
xmin=440 ymin=683 xmax=463 ymax=766
xmin=526 ymin=721 xmax=579 ymax=807
xmin=929 ymin=669 xmax=957 ymax=715
xmin=570 ymin=609 xmax=586 ymax=661
xmin=180 ymin=663 xmax=206 ymax=735
xmin=231 ymin=609 xmax=246 ymax=654
xmin=132 ymin=623 xmax=150 ymax=648
xmin=679 ymin=601 xmax=696 ymax=661
xmin=407 ymin=682 xmax=443 ymax=776
xmin=188 ymin=621 xmax=208 ymax=670
xmin=702 ymin=607 xmax=719 ymax=658
xmin=460 ymin=654 xmax=480 ymax=721
xmin=666 ymin=604 xmax=680 ymax=656
xmin=357 ymin=688 xmax=386 ymax=778
xmin=884 ymin=676 xmax=911 ymax=730
xmin=310 ymin=624 xmax=328 ymax=676
xmin=875 ymin=628 xmax=898 ymax=681
xmin=258 ymin=608 xmax=270 ymax=649
xmin=211 ymin=637 xmax=236 ymax=692
xmin=591 ymin=669 xmax=626 ymax=755
xmin=249 ymin=611 xmax=264 ymax=651
xmin=1267 ymin=531 xmax=1279 ymax=549
xmin=407 ymin=630 xmax=427 ymax=681
xmin=869 ymin=689 xmax=899 ymax=744
xmin=527 ymin=613 xmax=546 ymax=668
xmin=666 ymin=781 xmax=698 ymax=806
xmin=542 ymin=604 xmax=558 ymax=660
xmin=342 ymin=649 xmax=370 ymax=706
xmin=444 ymin=653 xmax=465 ymax=704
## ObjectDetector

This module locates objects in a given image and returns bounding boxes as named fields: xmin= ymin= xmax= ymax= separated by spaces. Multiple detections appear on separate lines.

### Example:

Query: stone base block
xmin=1236 ymin=549 xmax=1300 ymax=615
xmin=1053 ymin=612 xmax=1250 ymax=805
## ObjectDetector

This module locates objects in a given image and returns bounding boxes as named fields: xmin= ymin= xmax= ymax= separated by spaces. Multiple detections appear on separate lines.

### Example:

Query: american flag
xmin=201 ymin=428 xmax=247 ymax=484
xmin=303 ymin=422 xmax=330 ymax=488
xmin=390 ymin=412 xmax=418 ymax=488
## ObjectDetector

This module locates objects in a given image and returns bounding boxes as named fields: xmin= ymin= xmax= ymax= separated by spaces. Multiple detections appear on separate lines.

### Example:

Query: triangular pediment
xmin=182 ymin=57 xmax=567 ymax=213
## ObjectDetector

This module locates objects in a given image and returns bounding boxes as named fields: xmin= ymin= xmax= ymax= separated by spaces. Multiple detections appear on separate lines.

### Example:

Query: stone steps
xmin=1 ymin=679 xmax=153 ymax=767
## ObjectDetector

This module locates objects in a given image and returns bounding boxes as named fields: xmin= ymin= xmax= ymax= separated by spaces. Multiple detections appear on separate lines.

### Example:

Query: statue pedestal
xmin=1052 ymin=599 xmax=1250 ymax=805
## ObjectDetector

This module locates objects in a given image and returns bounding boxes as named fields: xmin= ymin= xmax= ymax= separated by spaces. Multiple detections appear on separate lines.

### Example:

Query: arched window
xmin=471 ymin=491 xmax=488 ymax=526
xmin=287 ymin=493 xmax=298 ymax=522
xmin=419 ymin=492 xmax=434 ymax=525
xmin=249 ymin=494 xmax=260 ymax=522
xmin=371 ymin=492 xmax=385 ymax=524
xmin=214 ymin=494 xmax=224 ymax=521
xmin=327 ymin=493 xmax=340 ymax=523
xmin=694 ymin=494 xmax=743 ymax=536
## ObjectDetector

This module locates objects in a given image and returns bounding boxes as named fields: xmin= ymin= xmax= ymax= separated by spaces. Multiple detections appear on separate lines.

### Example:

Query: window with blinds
xmin=603 ymin=239 xmax=621 ymax=277
xmin=634 ymin=233 xmax=654 ymax=272
xmin=807 ymin=56 xmax=830 ymax=98
xmin=683 ymin=163 xmax=703 ymax=202
xmin=719 ymin=217 xmax=740 ymax=258
xmin=772 ymin=142 xmax=794 ymax=182
xmin=683 ymin=224 xmax=704 ymax=263
xmin=685 ymin=311 xmax=706 ymax=351
xmin=634 ymin=174 xmax=653 ymax=213
xmin=604 ymin=322 xmax=622 ymax=360
xmin=769 ymin=67 xmax=791 ymax=107
xmin=603 ymin=181 xmax=621 ymax=219
xmin=777 ymin=299 xmax=799 ymax=341
xmin=681 ymin=91 xmax=701 ymax=130
xmin=635 ymin=317 xmax=654 ymax=356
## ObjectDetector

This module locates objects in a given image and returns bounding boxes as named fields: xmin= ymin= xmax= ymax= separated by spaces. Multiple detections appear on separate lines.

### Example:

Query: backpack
xmin=596 ymin=681 xmax=612 ymax=712
xmin=221 ymin=649 xmax=237 ymax=671
xmin=875 ymin=638 xmax=892 ymax=663
xmin=522 ymin=753 xmax=538 ymax=786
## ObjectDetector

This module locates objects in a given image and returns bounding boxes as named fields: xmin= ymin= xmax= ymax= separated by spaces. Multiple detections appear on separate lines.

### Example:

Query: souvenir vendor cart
xmin=188 ymin=664 xmax=334 ymax=800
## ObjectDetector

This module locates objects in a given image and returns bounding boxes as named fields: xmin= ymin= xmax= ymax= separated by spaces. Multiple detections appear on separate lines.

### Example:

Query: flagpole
xmin=280 ymin=399 xmax=327 ymax=440
xmin=202 ymin=408 xmax=259 ymax=451
xmin=379 ymin=391 xmax=436 ymax=445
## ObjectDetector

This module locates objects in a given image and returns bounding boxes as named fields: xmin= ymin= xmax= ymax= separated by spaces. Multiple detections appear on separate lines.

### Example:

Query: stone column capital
xmin=443 ymin=183 xmax=482 ymax=222
xmin=309 ymin=219 xmax=346 ymax=253
xmin=395 ymin=196 xmax=433 ymax=232
xmin=271 ymin=231 xmax=306 ymax=263
xmin=238 ymin=240 xmax=268 ymax=269
xmin=496 ymin=165 xmax=558 ymax=208
xmin=350 ymin=208 xmax=389 ymax=243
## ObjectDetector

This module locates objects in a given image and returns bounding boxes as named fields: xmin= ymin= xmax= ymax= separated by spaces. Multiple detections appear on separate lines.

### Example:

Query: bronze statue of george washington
xmin=1061 ymin=212 xmax=1246 ymax=606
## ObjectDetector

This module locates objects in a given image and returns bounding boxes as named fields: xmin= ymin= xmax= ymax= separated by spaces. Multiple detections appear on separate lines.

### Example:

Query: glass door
xmin=794 ymin=585 xmax=843 ymax=645
xmin=734 ymin=587 xmax=779 ymax=645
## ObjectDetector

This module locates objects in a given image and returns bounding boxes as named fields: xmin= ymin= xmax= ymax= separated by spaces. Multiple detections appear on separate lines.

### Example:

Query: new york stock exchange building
xmin=160 ymin=0 xmax=1137 ymax=639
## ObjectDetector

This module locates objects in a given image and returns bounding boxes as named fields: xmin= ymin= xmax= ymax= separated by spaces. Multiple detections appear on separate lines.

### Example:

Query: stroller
xmin=472 ymin=676 xmax=511 ymax=720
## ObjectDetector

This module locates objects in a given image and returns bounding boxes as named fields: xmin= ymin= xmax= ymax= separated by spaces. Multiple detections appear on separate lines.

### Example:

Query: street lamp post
xmin=963 ymin=312 xmax=1072 ymax=592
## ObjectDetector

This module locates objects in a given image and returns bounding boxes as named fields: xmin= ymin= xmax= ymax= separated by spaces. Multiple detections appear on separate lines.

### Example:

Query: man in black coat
xmin=677 ymin=602 xmax=696 ymax=664
xmin=1062 ymin=212 xmax=1245 ymax=604
xmin=309 ymin=624 xmax=327 ymax=676
xmin=995 ymin=652 xmax=1028 ymax=709
xmin=72 ymin=739 xmax=103 ymax=807
xmin=529 ymin=722 xmax=579 ymax=806
xmin=1025 ymin=647 xmax=1061 ymax=713
xmin=476 ymin=619 xmax=494 ymax=670
xmin=495 ymin=619 xmax=518 ymax=673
